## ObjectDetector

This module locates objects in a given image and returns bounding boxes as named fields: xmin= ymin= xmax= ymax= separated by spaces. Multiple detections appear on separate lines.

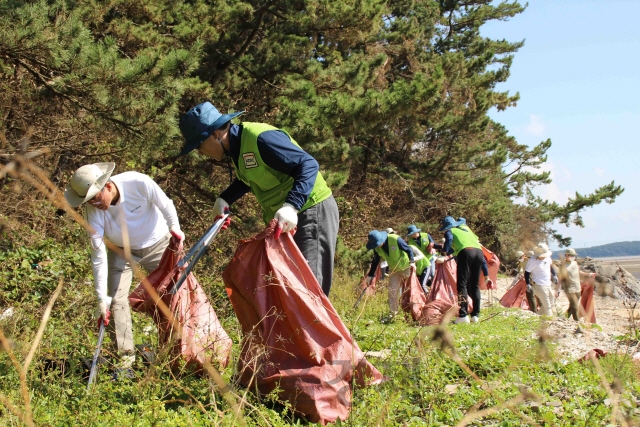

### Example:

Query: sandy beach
xmin=594 ymin=255 xmax=640 ymax=279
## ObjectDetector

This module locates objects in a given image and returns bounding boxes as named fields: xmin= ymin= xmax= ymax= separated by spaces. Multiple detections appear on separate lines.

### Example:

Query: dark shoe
xmin=112 ymin=368 xmax=135 ymax=381
xmin=135 ymin=344 xmax=156 ymax=366
xmin=381 ymin=312 xmax=397 ymax=324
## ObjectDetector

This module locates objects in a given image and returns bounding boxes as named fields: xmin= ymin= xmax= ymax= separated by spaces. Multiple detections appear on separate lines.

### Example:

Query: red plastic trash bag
xmin=580 ymin=282 xmax=597 ymax=324
xmin=222 ymin=220 xmax=384 ymax=425
xmin=499 ymin=278 xmax=531 ymax=310
xmin=357 ymin=263 xmax=382 ymax=297
xmin=580 ymin=348 xmax=607 ymax=363
xmin=422 ymin=257 xmax=473 ymax=325
xmin=129 ymin=238 xmax=233 ymax=371
xmin=479 ymin=245 xmax=499 ymax=290
xmin=400 ymin=269 xmax=428 ymax=322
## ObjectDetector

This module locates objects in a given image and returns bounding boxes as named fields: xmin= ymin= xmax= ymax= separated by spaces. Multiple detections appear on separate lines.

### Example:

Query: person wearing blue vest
xmin=365 ymin=230 xmax=415 ymax=319
xmin=405 ymin=224 xmax=436 ymax=292
xmin=438 ymin=216 xmax=485 ymax=324
xmin=178 ymin=102 xmax=339 ymax=297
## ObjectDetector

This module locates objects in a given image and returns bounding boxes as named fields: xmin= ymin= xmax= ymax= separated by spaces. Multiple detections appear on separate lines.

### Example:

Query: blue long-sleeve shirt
xmin=367 ymin=237 xmax=415 ymax=277
xmin=219 ymin=124 xmax=319 ymax=210
xmin=435 ymin=229 xmax=489 ymax=276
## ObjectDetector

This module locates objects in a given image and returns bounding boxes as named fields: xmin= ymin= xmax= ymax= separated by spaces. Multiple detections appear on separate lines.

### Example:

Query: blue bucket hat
xmin=178 ymin=102 xmax=245 ymax=156
xmin=366 ymin=230 xmax=388 ymax=250
xmin=406 ymin=224 xmax=421 ymax=236
xmin=439 ymin=216 xmax=464 ymax=232
xmin=457 ymin=217 xmax=466 ymax=225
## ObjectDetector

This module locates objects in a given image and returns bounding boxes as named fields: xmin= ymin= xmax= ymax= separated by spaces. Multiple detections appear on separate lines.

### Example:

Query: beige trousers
xmin=388 ymin=267 xmax=412 ymax=314
xmin=107 ymin=233 xmax=170 ymax=354
xmin=532 ymin=282 xmax=556 ymax=316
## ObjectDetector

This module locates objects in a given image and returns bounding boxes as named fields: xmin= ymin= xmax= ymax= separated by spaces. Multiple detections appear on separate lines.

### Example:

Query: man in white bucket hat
xmin=65 ymin=163 xmax=184 ymax=375
xmin=524 ymin=243 xmax=558 ymax=317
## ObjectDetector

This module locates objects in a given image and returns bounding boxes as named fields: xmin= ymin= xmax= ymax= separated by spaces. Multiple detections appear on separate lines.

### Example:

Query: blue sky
xmin=481 ymin=0 xmax=640 ymax=249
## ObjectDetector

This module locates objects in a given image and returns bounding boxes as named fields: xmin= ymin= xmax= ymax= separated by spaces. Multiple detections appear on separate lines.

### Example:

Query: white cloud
xmin=532 ymin=162 xmax=573 ymax=204
xmin=595 ymin=167 xmax=605 ymax=177
xmin=616 ymin=208 xmax=640 ymax=223
xmin=536 ymin=182 xmax=572 ymax=204
xmin=524 ymin=114 xmax=546 ymax=136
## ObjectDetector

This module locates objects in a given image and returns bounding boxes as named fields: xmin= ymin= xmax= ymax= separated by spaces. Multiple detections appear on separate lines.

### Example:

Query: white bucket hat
xmin=535 ymin=242 xmax=552 ymax=258
xmin=64 ymin=163 xmax=115 ymax=207
xmin=533 ymin=245 xmax=552 ymax=258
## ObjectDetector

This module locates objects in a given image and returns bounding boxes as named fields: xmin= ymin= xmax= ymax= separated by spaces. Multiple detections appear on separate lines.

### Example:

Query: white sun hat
xmin=64 ymin=162 xmax=115 ymax=207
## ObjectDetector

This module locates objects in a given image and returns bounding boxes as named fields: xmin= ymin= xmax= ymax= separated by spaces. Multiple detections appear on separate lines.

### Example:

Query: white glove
xmin=94 ymin=300 xmax=108 ymax=320
xmin=213 ymin=198 xmax=229 ymax=218
xmin=274 ymin=203 xmax=299 ymax=233
xmin=170 ymin=226 xmax=185 ymax=243
xmin=410 ymin=262 xmax=416 ymax=269
xmin=436 ymin=256 xmax=446 ymax=264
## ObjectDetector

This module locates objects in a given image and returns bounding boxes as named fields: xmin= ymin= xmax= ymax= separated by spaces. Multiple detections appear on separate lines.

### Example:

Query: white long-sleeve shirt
xmin=85 ymin=172 xmax=180 ymax=304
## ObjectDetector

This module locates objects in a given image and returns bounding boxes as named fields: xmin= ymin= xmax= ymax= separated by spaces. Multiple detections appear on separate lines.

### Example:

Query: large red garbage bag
xmin=222 ymin=221 xmax=384 ymax=425
xmin=479 ymin=245 xmax=499 ymax=290
xmin=129 ymin=238 xmax=233 ymax=371
xmin=400 ymin=270 xmax=427 ymax=322
xmin=499 ymin=278 xmax=531 ymax=310
xmin=422 ymin=257 xmax=473 ymax=325
xmin=580 ymin=282 xmax=597 ymax=324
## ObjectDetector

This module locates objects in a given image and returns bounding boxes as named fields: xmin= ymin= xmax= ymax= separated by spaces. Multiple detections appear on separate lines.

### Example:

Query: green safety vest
xmin=375 ymin=234 xmax=411 ymax=273
xmin=407 ymin=232 xmax=434 ymax=262
xmin=450 ymin=227 xmax=482 ymax=256
xmin=458 ymin=224 xmax=479 ymax=242
xmin=234 ymin=122 xmax=332 ymax=224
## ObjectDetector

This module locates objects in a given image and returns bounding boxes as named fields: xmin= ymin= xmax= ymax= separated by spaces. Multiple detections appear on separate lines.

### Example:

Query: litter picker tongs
xmin=169 ymin=213 xmax=229 ymax=295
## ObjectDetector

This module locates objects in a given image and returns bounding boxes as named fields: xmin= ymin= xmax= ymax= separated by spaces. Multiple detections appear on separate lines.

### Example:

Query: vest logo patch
xmin=243 ymin=153 xmax=258 ymax=169
xmin=391 ymin=246 xmax=397 ymax=251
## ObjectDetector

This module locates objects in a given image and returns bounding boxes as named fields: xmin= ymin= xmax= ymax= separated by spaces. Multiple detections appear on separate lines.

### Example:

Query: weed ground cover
xmin=1 ymin=241 xmax=639 ymax=426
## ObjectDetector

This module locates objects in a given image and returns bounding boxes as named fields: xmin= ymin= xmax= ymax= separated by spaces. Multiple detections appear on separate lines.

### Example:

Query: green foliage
xmin=1 ymin=0 xmax=625 ymax=262
xmin=1 ymin=237 xmax=639 ymax=426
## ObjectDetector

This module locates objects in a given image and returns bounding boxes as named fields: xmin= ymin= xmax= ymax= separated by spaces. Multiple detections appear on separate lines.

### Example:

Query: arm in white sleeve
xmin=86 ymin=209 xmax=111 ymax=306
xmin=143 ymin=176 xmax=180 ymax=230
xmin=90 ymin=240 xmax=111 ymax=307
xmin=410 ymin=246 xmax=425 ymax=261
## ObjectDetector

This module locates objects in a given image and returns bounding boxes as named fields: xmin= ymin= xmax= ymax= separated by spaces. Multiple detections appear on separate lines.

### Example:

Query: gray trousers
xmin=294 ymin=195 xmax=339 ymax=297
xmin=107 ymin=233 xmax=170 ymax=354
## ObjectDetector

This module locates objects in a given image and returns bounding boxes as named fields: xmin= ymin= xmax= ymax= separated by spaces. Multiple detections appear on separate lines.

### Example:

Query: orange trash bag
xmin=129 ymin=237 xmax=233 ymax=371
xmin=479 ymin=245 xmax=500 ymax=290
xmin=580 ymin=282 xmax=597 ymax=324
xmin=222 ymin=220 xmax=384 ymax=425
xmin=400 ymin=269 xmax=428 ymax=323
xmin=499 ymin=278 xmax=531 ymax=310
xmin=357 ymin=263 xmax=382 ymax=298
xmin=422 ymin=257 xmax=473 ymax=325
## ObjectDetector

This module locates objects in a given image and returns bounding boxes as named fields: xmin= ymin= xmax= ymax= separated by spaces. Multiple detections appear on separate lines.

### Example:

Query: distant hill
xmin=552 ymin=241 xmax=640 ymax=258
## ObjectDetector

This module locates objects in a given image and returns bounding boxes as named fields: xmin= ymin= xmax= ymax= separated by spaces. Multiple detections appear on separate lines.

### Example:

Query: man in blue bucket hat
xmin=457 ymin=217 xmax=490 ymax=280
xmin=178 ymin=101 xmax=339 ymax=297
xmin=436 ymin=216 xmax=484 ymax=324
xmin=365 ymin=230 xmax=415 ymax=320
